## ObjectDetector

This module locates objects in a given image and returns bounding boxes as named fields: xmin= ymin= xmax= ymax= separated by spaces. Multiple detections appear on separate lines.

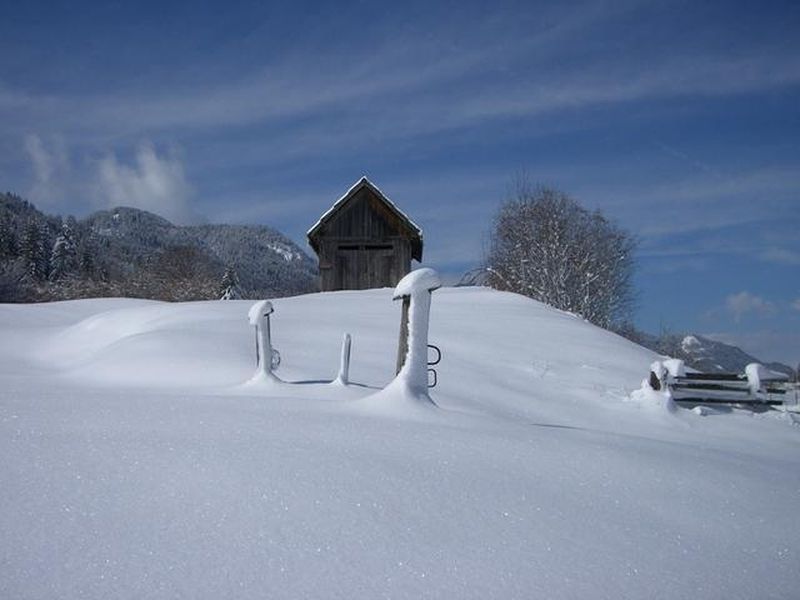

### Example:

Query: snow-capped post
xmin=648 ymin=361 xmax=665 ymax=391
xmin=648 ymin=358 xmax=684 ymax=391
xmin=335 ymin=333 xmax=352 ymax=386
xmin=395 ymin=296 xmax=411 ymax=375
xmin=392 ymin=268 xmax=442 ymax=396
xmin=248 ymin=300 xmax=278 ymax=382
xmin=745 ymin=363 xmax=769 ymax=398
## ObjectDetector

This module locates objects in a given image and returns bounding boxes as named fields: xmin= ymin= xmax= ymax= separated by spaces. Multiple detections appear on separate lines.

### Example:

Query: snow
xmin=650 ymin=359 xmax=667 ymax=384
xmin=1 ymin=288 xmax=799 ymax=599
xmin=662 ymin=357 xmax=685 ymax=378
xmin=247 ymin=299 xmax=274 ymax=325
xmin=745 ymin=362 xmax=788 ymax=397
xmin=392 ymin=266 xmax=442 ymax=298
xmin=266 ymin=242 xmax=299 ymax=262
xmin=681 ymin=334 xmax=701 ymax=353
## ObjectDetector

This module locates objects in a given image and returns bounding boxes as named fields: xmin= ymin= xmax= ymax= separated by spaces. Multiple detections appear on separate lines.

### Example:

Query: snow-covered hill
xmin=83 ymin=206 xmax=319 ymax=297
xmin=1 ymin=288 xmax=798 ymax=599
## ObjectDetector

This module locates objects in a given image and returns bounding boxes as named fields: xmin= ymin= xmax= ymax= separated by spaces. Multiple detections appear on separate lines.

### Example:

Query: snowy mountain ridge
xmin=625 ymin=324 xmax=794 ymax=377
xmin=677 ymin=332 xmax=793 ymax=377
xmin=0 ymin=193 xmax=318 ymax=301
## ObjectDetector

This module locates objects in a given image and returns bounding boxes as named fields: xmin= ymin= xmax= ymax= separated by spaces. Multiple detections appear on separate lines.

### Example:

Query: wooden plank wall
xmin=316 ymin=188 xmax=414 ymax=291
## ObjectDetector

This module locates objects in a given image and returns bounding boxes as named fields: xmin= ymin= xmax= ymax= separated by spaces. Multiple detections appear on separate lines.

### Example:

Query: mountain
xmin=0 ymin=193 xmax=318 ymax=302
xmin=633 ymin=328 xmax=795 ymax=378
xmin=677 ymin=334 xmax=794 ymax=377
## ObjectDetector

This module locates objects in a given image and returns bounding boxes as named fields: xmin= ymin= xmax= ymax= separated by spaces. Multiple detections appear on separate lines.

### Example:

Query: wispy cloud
xmin=659 ymin=169 xmax=795 ymax=232
xmin=23 ymin=133 xmax=70 ymax=208
xmin=639 ymin=255 xmax=712 ymax=275
xmin=4 ymin=22 xmax=799 ymax=149
xmin=705 ymin=330 xmax=800 ymax=367
xmin=94 ymin=143 xmax=197 ymax=224
xmin=759 ymin=247 xmax=800 ymax=266
xmin=725 ymin=291 xmax=776 ymax=322
xmin=792 ymin=298 xmax=800 ymax=312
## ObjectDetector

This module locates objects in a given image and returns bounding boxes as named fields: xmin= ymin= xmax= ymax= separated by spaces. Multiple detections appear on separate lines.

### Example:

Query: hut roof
xmin=307 ymin=177 xmax=423 ymax=261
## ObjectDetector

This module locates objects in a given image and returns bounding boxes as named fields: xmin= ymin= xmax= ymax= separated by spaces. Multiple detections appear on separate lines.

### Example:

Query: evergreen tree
xmin=21 ymin=219 xmax=48 ymax=281
xmin=49 ymin=217 xmax=78 ymax=281
xmin=0 ymin=215 xmax=16 ymax=258
xmin=76 ymin=227 xmax=98 ymax=278
xmin=219 ymin=264 xmax=241 ymax=300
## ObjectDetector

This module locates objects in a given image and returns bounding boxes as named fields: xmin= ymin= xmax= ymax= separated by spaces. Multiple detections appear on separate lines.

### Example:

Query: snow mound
xmin=40 ymin=301 xmax=254 ymax=387
xmin=2 ymin=288 xmax=799 ymax=599
xmin=392 ymin=267 xmax=442 ymax=298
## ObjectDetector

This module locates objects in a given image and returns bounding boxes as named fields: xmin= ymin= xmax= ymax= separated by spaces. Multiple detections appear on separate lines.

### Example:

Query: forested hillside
xmin=0 ymin=193 xmax=318 ymax=302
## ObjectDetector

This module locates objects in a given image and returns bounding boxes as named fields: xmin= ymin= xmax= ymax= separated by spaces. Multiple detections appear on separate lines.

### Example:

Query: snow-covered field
xmin=1 ymin=288 xmax=798 ymax=599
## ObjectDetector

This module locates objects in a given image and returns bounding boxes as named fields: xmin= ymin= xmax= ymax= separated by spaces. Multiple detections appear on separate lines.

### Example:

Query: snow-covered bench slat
xmin=648 ymin=361 xmax=793 ymax=409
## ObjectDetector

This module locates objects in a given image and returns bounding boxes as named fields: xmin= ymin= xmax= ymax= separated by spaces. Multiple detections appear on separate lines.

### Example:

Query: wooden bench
xmin=649 ymin=362 xmax=795 ymax=410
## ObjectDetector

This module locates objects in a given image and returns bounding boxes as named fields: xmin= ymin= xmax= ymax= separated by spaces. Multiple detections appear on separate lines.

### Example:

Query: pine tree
xmin=21 ymin=219 xmax=48 ymax=281
xmin=0 ymin=215 xmax=16 ymax=258
xmin=76 ymin=228 xmax=97 ymax=279
xmin=219 ymin=265 xmax=241 ymax=300
xmin=49 ymin=218 xmax=78 ymax=281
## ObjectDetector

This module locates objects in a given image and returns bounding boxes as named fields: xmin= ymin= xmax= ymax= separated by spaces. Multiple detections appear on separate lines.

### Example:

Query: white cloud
xmin=760 ymin=247 xmax=800 ymax=266
xmin=95 ymin=143 xmax=196 ymax=224
xmin=23 ymin=133 xmax=70 ymax=208
xmin=792 ymin=298 xmax=800 ymax=312
xmin=725 ymin=291 xmax=776 ymax=322
xmin=24 ymin=134 xmax=53 ymax=184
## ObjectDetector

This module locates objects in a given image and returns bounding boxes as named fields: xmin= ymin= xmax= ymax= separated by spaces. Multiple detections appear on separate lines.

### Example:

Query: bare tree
xmin=486 ymin=183 xmax=636 ymax=329
xmin=123 ymin=245 xmax=221 ymax=301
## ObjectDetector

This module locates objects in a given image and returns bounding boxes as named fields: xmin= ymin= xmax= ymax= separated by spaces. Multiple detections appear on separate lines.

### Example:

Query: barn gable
xmin=307 ymin=177 xmax=423 ymax=259
xmin=307 ymin=177 xmax=424 ymax=291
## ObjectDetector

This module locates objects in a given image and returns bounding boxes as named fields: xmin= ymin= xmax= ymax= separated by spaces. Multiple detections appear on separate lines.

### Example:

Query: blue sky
xmin=2 ymin=0 xmax=799 ymax=365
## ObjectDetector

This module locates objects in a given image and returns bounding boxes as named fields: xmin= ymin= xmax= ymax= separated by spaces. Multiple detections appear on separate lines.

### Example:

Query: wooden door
xmin=335 ymin=247 xmax=360 ymax=290
xmin=364 ymin=247 xmax=394 ymax=288
xmin=334 ymin=244 xmax=395 ymax=289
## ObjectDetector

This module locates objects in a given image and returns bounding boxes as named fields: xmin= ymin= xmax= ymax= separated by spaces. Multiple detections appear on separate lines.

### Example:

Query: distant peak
xmin=95 ymin=206 xmax=175 ymax=227
xmin=681 ymin=335 xmax=701 ymax=350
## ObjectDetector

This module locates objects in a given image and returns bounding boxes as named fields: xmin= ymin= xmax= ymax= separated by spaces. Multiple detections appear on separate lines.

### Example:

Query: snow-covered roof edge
xmin=306 ymin=176 xmax=424 ymax=241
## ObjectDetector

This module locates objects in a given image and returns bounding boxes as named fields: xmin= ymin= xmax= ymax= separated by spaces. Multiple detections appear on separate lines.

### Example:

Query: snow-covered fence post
xmin=335 ymin=333 xmax=352 ymax=386
xmin=648 ymin=358 xmax=684 ymax=391
xmin=248 ymin=300 xmax=277 ymax=382
xmin=745 ymin=363 xmax=763 ymax=397
xmin=395 ymin=296 xmax=411 ymax=375
xmin=392 ymin=268 xmax=442 ymax=396
xmin=648 ymin=361 xmax=665 ymax=391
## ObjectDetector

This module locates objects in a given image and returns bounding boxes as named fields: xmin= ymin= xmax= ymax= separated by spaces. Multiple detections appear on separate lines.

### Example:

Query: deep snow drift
xmin=1 ymin=288 xmax=798 ymax=599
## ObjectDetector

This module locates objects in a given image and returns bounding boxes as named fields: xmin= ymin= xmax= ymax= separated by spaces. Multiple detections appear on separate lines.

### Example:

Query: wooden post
xmin=248 ymin=300 xmax=276 ymax=382
xmin=257 ymin=312 xmax=273 ymax=377
xmin=648 ymin=370 xmax=661 ymax=391
xmin=395 ymin=296 xmax=410 ymax=375
xmin=336 ymin=333 xmax=352 ymax=385
xmin=391 ymin=268 xmax=440 ymax=397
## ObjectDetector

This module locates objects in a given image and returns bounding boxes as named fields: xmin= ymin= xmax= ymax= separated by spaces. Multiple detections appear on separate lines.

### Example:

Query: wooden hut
xmin=307 ymin=177 xmax=423 ymax=291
